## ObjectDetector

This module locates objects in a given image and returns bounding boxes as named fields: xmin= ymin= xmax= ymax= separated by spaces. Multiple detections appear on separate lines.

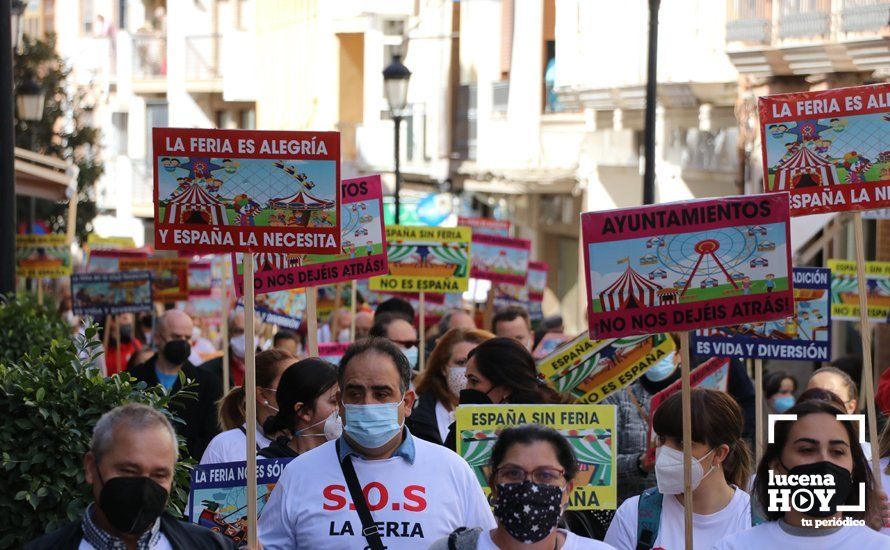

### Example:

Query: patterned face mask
xmin=492 ymin=480 xmax=564 ymax=543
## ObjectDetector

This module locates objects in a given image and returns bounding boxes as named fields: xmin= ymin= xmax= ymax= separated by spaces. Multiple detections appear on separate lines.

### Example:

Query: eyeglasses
xmin=494 ymin=466 xmax=566 ymax=487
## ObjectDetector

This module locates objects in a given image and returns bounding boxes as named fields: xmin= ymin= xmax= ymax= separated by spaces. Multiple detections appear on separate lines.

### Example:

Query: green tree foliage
xmin=14 ymin=33 xmax=102 ymax=243
xmin=0 ymin=320 xmax=195 ymax=547
xmin=0 ymin=294 xmax=69 ymax=364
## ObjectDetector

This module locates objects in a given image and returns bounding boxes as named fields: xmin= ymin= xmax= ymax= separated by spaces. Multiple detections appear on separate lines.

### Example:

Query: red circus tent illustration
xmin=773 ymin=146 xmax=840 ymax=191
xmin=599 ymin=266 xmax=663 ymax=312
xmin=254 ymin=253 xmax=304 ymax=272
xmin=163 ymin=183 xmax=228 ymax=225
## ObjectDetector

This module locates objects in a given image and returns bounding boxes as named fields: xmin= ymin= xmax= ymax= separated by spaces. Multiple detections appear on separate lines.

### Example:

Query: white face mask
xmin=296 ymin=411 xmax=342 ymax=441
xmin=401 ymin=346 xmax=419 ymax=368
xmin=655 ymin=445 xmax=715 ymax=495
xmin=230 ymin=334 xmax=246 ymax=359
xmin=337 ymin=328 xmax=351 ymax=343
xmin=446 ymin=366 xmax=467 ymax=398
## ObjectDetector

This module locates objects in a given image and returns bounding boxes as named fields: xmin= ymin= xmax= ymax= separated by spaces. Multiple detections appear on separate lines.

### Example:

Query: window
xmin=145 ymin=100 xmax=168 ymax=167
xmin=80 ymin=0 xmax=94 ymax=35
xmin=381 ymin=18 xmax=406 ymax=110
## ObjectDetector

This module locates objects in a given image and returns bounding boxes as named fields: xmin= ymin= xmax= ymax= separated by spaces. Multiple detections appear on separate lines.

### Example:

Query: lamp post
xmin=1 ymin=1 xmax=26 ymax=295
xmin=383 ymin=54 xmax=411 ymax=225
xmin=642 ymin=0 xmax=660 ymax=205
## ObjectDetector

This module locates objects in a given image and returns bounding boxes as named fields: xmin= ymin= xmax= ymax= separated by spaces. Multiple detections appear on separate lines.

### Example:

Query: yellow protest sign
xmin=86 ymin=234 xmax=136 ymax=250
xmin=15 ymin=234 xmax=72 ymax=278
xmin=537 ymin=332 xmax=675 ymax=404
xmin=455 ymin=404 xmax=616 ymax=510
xmin=369 ymin=225 xmax=471 ymax=293
xmin=828 ymin=259 xmax=890 ymax=323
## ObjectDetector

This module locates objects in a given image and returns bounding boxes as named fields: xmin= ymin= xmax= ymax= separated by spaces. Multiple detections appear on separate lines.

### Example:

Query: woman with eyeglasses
xmin=407 ymin=328 xmax=494 ymax=445
xmin=258 ymin=358 xmax=341 ymax=458
xmin=432 ymin=424 xmax=614 ymax=549
xmin=200 ymin=349 xmax=294 ymax=465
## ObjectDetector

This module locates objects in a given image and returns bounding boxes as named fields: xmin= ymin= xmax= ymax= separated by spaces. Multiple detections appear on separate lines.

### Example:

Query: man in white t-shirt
xmin=258 ymin=338 xmax=495 ymax=549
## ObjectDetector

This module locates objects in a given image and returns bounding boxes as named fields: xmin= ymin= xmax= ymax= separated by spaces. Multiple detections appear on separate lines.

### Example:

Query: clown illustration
xmin=233 ymin=193 xmax=262 ymax=226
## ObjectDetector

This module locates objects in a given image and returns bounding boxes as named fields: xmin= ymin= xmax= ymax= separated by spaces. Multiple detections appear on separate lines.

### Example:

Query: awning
xmin=15 ymin=147 xmax=74 ymax=201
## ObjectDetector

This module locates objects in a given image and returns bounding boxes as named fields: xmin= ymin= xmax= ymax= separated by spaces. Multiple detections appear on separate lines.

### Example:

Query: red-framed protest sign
xmin=582 ymin=194 xmax=794 ymax=338
xmin=457 ymin=216 xmax=511 ymax=237
xmin=232 ymin=176 xmax=387 ymax=296
xmin=469 ymin=233 xmax=531 ymax=285
xmin=152 ymin=128 xmax=340 ymax=254
xmin=759 ymin=83 xmax=890 ymax=216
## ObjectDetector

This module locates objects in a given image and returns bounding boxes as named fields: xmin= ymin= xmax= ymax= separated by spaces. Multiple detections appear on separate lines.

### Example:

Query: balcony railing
xmin=492 ymin=80 xmax=509 ymax=114
xmin=726 ymin=0 xmax=890 ymax=45
xmin=131 ymin=34 xmax=166 ymax=78
xmin=453 ymin=84 xmax=477 ymax=161
xmin=185 ymin=34 xmax=221 ymax=80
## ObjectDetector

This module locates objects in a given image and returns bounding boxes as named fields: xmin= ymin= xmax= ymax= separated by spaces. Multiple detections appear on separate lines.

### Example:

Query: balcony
xmin=131 ymin=34 xmax=166 ymax=93
xmin=185 ymin=34 xmax=223 ymax=92
xmin=725 ymin=0 xmax=890 ymax=75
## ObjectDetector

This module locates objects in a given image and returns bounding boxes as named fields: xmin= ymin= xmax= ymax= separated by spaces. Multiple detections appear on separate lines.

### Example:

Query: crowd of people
xmin=25 ymin=295 xmax=890 ymax=549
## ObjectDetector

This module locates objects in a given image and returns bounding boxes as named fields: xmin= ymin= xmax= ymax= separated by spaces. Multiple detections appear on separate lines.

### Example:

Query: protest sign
xmin=86 ymin=234 xmax=136 ymax=250
xmin=189 ymin=261 xmax=213 ymax=296
xmin=318 ymin=342 xmax=349 ymax=365
xmin=153 ymin=128 xmax=340 ymax=254
xmin=829 ymin=259 xmax=890 ymax=323
xmin=237 ymin=289 xmax=305 ymax=330
xmin=86 ymin=249 xmax=149 ymax=273
xmin=759 ymin=83 xmax=890 ymax=216
xmin=119 ymin=257 xmax=190 ymax=302
xmin=71 ymin=271 xmax=154 ymax=316
xmin=369 ymin=225 xmax=471 ymax=293
xmin=692 ymin=267 xmax=831 ymax=361
xmin=537 ymin=332 xmax=676 ymax=404
xmin=457 ymin=216 xmax=510 ymax=237
xmin=532 ymin=333 xmax=572 ymax=359
xmin=188 ymin=458 xmax=293 ymax=546
xmin=233 ymin=176 xmax=387 ymax=296
xmin=469 ymin=233 xmax=531 ymax=285
xmin=643 ymin=357 xmax=732 ymax=461
xmin=187 ymin=296 xmax=224 ymax=326
xmin=582 ymin=194 xmax=794 ymax=338
xmin=15 ymin=234 xmax=71 ymax=278
xmin=528 ymin=261 xmax=548 ymax=301
xmin=862 ymin=208 xmax=890 ymax=220
xmin=456 ymin=404 xmax=616 ymax=510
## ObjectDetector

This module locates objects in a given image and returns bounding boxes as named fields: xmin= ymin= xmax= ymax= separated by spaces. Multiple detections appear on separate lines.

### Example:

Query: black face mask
xmin=493 ymin=480 xmax=564 ymax=543
xmin=459 ymin=388 xmax=494 ymax=405
xmin=161 ymin=339 xmax=191 ymax=365
xmin=775 ymin=460 xmax=854 ymax=518
xmin=119 ymin=325 xmax=134 ymax=343
xmin=98 ymin=475 xmax=168 ymax=534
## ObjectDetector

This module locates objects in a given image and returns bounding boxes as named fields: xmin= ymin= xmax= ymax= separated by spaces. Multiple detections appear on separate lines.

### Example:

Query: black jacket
xmin=130 ymin=354 xmax=222 ymax=459
xmin=258 ymin=435 xmax=299 ymax=458
xmin=24 ymin=512 xmax=237 ymax=550
xmin=198 ymin=349 xmax=239 ymax=388
xmin=405 ymin=391 xmax=445 ymax=446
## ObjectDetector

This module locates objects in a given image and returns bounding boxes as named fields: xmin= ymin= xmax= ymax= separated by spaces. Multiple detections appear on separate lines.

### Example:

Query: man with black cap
xmin=25 ymin=403 xmax=233 ymax=549
xmin=130 ymin=309 xmax=222 ymax=459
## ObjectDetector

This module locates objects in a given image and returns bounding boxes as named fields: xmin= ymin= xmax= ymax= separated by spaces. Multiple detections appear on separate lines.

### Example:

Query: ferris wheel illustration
xmin=653 ymin=227 xmax=766 ymax=297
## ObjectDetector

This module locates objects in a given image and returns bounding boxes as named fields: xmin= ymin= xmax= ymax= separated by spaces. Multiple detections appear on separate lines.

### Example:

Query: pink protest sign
xmin=233 ymin=176 xmax=388 ymax=296
xmin=759 ymin=83 xmax=890 ymax=216
xmin=582 ymin=194 xmax=794 ymax=338
xmin=469 ymin=233 xmax=531 ymax=285
xmin=457 ymin=216 xmax=510 ymax=237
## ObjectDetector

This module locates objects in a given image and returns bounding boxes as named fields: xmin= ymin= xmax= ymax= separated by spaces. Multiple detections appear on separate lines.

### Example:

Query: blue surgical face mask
xmin=342 ymin=398 xmax=404 ymax=449
xmin=401 ymin=346 xmax=419 ymax=368
xmin=773 ymin=395 xmax=795 ymax=413
xmin=644 ymin=351 xmax=677 ymax=382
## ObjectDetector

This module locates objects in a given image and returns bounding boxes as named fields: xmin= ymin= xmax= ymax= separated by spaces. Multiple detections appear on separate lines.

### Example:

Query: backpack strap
xmin=636 ymin=487 xmax=664 ymax=550
xmin=336 ymin=439 xmax=385 ymax=550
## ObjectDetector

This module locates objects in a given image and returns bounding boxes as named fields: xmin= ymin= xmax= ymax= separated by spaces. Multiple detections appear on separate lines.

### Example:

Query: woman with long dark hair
xmin=714 ymin=400 xmax=885 ymax=548
xmin=259 ymin=358 xmax=340 ymax=458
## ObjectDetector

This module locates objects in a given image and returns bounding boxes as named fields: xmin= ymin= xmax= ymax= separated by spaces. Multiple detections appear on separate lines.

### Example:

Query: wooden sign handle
xmin=221 ymin=272 xmax=231 ymax=394
xmin=853 ymin=212 xmax=883 ymax=491
xmin=242 ymin=254 xmax=259 ymax=549
xmin=350 ymin=280 xmax=357 ymax=342
xmin=419 ymin=292 xmax=426 ymax=371
xmin=754 ymin=358 xmax=764 ymax=465
xmin=307 ymin=286 xmax=318 ymax=357
xmin=679 ymin=331 xmax=694 ymax=550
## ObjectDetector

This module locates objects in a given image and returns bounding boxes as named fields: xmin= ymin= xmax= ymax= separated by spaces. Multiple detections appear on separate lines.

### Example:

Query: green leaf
xmin=35 ymin=387 xmax=45 ymax=401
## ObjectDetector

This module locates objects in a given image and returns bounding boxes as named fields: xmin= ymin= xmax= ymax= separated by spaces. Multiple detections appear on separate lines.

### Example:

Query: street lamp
xmin=17 ymin=75 xmax=43 ymax=123
xmin=10 ymin=0 xmax=25 ymax=53
xmin=383 ymin=54 xmax=411 ymax=225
